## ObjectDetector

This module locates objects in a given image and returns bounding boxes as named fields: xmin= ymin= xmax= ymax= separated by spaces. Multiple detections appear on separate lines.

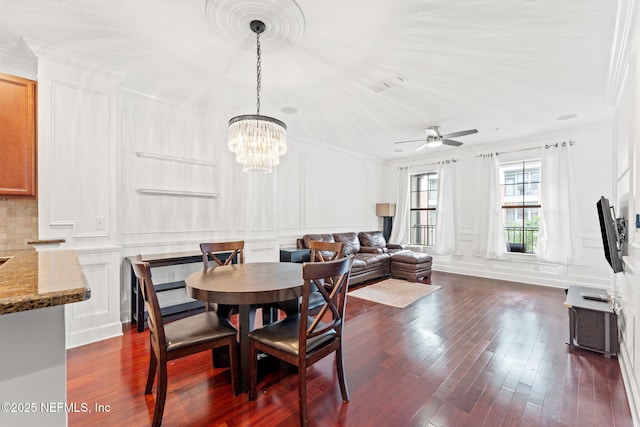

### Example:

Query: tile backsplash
xmin=0 ymin=199 xmax=39 ymax=251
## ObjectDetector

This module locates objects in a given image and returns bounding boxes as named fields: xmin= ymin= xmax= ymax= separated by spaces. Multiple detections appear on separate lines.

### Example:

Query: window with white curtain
xmin=410 ymin=172 xmax=438 ymax=246
xmin=499 ymin=160 xmax=541 ymax=253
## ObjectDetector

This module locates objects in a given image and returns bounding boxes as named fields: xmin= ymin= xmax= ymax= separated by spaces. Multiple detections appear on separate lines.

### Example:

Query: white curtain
xmin=472 ymin=154 xmax=508 ymax=259
xmin=434 ymin=161 xmax=460 ymax=255
xmin=389 ymin=167 xmax=410 ymax=245
xmin=537 ymin=143 xmax=583 ymax=264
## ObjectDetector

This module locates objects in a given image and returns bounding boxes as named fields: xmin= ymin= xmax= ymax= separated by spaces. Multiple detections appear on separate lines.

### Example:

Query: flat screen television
xmin=596 ymin=196 xmax=625 ymax=273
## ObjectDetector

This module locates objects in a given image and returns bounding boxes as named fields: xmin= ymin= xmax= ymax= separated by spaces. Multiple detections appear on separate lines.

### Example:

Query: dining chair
xmin=130 ymin=255 xmax=239 ymax=427
xmin=248 ymin=255 xmax=354 ymax=427
xmin=200 ymin=241 xmax=276 ymax=327
xmin=200 ymin=241 xmax=245 ymax=317
xmin=309 ymin=240 xmax=343 ymax=262
xmin=277 ymin=240 xmax=344 ymax=317
xmin=200 ymin=240 xmax=244 ymax=268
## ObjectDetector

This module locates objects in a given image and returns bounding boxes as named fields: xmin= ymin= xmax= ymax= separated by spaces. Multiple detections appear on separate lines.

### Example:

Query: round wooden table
xmin=185 ymin=262 xmax=303 ymax=392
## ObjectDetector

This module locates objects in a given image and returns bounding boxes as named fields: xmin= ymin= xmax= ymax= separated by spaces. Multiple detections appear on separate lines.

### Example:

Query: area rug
xmin=348 ymin=278 xmax=441 ymax=308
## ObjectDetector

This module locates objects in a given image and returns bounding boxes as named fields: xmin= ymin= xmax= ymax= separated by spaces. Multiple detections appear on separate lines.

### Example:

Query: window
xmin=500 ymin=160 xmax=541 ymax=253
xmin=410 ymin=172 xmax=438 ymax=245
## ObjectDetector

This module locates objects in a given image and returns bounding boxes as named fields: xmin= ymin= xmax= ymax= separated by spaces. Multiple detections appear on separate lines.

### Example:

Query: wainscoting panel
xmin=278 ymin=150 xmax=304 ymax=230
xmin=303 ymin=151 xmax=369 ymax=228
xmin=245 ymin=239 xmax=279 ymax=263
xmin=50 ymin=81 xmax=112 ymax=238
xmin=65 ymin=248 xmax=122 ymax=349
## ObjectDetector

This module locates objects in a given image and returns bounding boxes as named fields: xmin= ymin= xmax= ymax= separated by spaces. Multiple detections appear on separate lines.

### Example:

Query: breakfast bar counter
xmin=0 ymin=249 xmax=90 ymax=427
xmin=0 ymin=249 xmax=90 ymax=314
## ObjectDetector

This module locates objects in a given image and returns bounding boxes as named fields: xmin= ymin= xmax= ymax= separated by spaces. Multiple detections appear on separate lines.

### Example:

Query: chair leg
xmin=336 ymin=347 xmax=350 ymax=402
xmin=145 ymin=349 xmax=157 ymax=395
xmin=248 ymin=340 xmax=258 ymax=401
xmin=298 ymin=365 xmax=308 ymax=427
xmin=261 ymin=305 xmax=274 ymax=325
xmin=228 ymin=338 xmax=239 ymax=396
xmin=152 ymin=361 xmax=168 ymax=427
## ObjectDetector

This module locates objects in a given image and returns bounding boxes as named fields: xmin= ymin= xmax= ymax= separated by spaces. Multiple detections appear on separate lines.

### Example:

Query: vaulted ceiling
xmin=0 ymin=0 xmax=618 ymax=159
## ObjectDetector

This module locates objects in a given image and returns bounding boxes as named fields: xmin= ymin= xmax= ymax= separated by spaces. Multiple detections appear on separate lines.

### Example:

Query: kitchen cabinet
xmin=0 ymin=73 xmax=36 ymax=198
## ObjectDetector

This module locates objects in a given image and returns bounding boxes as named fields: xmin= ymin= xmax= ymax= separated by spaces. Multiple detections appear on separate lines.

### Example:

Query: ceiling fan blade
xmin=442 ymin=139 xmax=463 ymax=147
xmin=442 ymin=129 xmax=478 ymax=139
xmin=394 ymin=138 xmax=425 ymax=145
xmin=415 ymin=143 xmax=428 ymax=152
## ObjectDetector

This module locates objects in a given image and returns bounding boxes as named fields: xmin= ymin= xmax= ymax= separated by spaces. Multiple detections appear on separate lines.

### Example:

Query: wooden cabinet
xmin=279 ymin=248 xmax=310 ymax=263
xmin=0 ymin=73 xmax=36 ymax=198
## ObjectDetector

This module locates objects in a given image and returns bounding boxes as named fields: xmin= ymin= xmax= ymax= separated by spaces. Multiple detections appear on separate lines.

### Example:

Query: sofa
xmin=296 ymin=230 xmax=432 ymax=285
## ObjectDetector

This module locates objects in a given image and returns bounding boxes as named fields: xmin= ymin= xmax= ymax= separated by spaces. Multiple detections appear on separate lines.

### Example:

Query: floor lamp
xmin=376 ymin=203 xmax=396 ymax=242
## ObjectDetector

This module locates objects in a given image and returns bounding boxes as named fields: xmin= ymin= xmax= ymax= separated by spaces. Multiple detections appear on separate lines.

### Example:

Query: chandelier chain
xmin=256 ymin=31 xmax=261 ymax=115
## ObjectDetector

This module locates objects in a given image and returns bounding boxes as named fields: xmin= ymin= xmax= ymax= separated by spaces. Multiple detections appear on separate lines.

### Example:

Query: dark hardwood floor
xmin=67 ymin=272 xmax=633 ymax=426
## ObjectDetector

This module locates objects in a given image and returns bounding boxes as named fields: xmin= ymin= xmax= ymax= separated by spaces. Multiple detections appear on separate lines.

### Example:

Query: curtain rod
xmin=407 ymin=158 xmax=458 ymax=169
xmin=400 ymin=140 xmax=575 ymax=169
xmin=475 ymin=140 xmax=575 ymax=158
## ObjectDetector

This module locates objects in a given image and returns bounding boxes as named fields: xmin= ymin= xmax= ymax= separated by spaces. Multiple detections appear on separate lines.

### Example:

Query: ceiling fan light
xmin=425 ymin=138 xmax=442 ymax=148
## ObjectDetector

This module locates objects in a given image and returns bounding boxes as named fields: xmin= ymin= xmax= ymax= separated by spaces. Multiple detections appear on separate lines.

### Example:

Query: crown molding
xmin=0 ymin=39 xmax=37 ymax=78
xmin=22 ymin=37 xmax=125 ymax=82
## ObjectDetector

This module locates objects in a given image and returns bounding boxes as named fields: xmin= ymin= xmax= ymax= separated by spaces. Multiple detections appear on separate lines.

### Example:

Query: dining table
xmin=184 ymin=261 xmax=303 ymax=392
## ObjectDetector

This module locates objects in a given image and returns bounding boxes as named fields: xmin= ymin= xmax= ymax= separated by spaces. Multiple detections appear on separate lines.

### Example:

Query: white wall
xmin=383 ymin=121 xmax=615 ymax=289
xmin=610 ymin=0 xmax=640 ymax=422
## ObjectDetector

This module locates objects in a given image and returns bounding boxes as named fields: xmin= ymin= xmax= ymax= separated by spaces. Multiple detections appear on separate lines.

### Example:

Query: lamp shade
xmin=376 ymin=203 xmax=396 ymax=217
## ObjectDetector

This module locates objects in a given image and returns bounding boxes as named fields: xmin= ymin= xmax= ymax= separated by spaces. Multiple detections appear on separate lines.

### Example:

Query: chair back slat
xmin=130 ymin=255 xmax=166 ymax=346
xmin=200 ymin=241 xmax=245 ymax=269
xmin=309 ymin=240 xmax=343 ymax=262
xmin=300 ymin=256 xmax=353 ymax=350
xmin=309 ymin=240 xmax=343 ymax=287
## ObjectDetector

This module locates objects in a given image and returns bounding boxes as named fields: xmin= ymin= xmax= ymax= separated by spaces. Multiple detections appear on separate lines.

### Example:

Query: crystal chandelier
xmin=228 ymin=20 xmax=287 ymax=173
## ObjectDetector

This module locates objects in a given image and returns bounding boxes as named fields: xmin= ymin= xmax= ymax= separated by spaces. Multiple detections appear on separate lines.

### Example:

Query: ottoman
xmin=390 ymin=251 xmax=433 ymax=282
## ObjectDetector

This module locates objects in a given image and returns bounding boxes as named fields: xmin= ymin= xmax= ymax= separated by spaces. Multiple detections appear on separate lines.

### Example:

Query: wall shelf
xmin=136 ymin=188 xmax=219 ymax=198
xmin=135 ymin=151 xmax=217 ymax=167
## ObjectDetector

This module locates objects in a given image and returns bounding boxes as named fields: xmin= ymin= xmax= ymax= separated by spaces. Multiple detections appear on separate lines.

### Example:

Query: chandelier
xmin=228 ymin=20 xmax=287 ymax=173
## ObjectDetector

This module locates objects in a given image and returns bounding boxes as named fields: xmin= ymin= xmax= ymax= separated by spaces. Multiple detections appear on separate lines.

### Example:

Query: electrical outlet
xmin=168 ymin=271 xmax=176 ymax=282
xmin=96 ymin=216 xmax=106 ymax=230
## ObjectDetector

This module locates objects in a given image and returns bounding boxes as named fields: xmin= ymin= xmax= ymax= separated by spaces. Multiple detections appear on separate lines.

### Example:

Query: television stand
xmin=564 ymin=285 xmax=619 ymax=358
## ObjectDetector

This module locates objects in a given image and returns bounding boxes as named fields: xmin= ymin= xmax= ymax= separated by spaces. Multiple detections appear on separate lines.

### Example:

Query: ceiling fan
xmin=394 ymin=126 xmax=478 ymax=152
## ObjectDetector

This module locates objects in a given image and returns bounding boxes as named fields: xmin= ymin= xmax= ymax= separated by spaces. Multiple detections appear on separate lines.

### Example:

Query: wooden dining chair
xmin=277 ymin=240 xmax=344 ymax=317
xmin=130 ymin=255 xmax=239 ymax=427
xmin=200 ymin=241 xmax=245 ymax=317
xmin=200 ymin=240 xmax=244 ymax=268
xmin=200 ymin=240 xmax=276 ymax=328
xmin=248 ymin=255 xmax=354 ymax=427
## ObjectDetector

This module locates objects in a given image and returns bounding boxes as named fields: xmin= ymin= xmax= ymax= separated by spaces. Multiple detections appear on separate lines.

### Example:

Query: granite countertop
xmin=0 ymin=250 xmax=91 ymax=315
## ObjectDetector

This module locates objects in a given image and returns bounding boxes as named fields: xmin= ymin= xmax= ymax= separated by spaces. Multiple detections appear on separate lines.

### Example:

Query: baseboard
xmin=65 ymin=322 xmax=123 ymax=349
xmin=432 ymin=264 xmax=602 ymax=289
xmin=619 ymin=342 xmax=640 ymax=427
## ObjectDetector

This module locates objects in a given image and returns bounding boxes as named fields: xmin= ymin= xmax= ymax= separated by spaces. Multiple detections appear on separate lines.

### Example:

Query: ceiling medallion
xmin=204 ymin=0 xmax=306 ymax=51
